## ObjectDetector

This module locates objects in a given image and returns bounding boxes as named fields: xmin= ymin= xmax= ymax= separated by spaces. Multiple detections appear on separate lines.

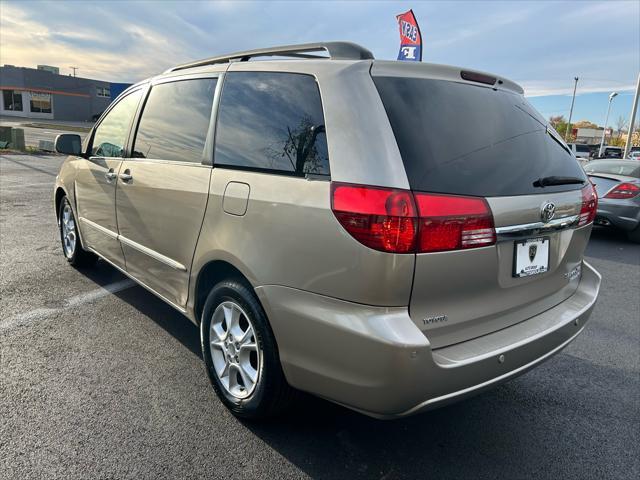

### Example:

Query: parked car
xmin=588 ymin=144 xmax=601 ymax=159
xmin=627 ymin=149 xmax=640 ymax=160
xmin=568 ymin=142 xmax=591 ymax=161
xmin=53 ymin=42 xmax=601 ymax=419
xmin=585 ymin=159 xmax=640 ymax=242
xmin=600 ymin=146 xmax=624 ymax=159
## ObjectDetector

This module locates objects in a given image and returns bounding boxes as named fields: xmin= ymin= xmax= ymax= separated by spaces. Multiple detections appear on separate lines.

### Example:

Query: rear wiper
xmin=533 ymin=176 xmax=585 ymax=188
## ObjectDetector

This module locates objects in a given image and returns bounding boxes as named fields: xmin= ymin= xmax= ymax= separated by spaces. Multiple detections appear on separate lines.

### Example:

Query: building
xmin=37 ymin=65 xmax=60 ymax=75
xmin=576 ymin=127 xmax=612 ymax=145
xmin=0 ymin=65 xmax=131 ymax=122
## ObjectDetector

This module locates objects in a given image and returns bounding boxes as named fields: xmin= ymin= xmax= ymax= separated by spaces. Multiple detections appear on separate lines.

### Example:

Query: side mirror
xmin=55 ymin=134 xmax=82 ymax=156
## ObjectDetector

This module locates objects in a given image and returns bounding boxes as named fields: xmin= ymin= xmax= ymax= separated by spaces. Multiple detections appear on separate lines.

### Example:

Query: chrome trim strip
xmin=495 ymin=214 xmax=579 ymax=236
xmin=119 ymin=235 xmax=187 ymax=272
xmin=79 ymin=217 xmax=118 ymax=239
xmin=80 ymin=216 xmax=186 ymax=271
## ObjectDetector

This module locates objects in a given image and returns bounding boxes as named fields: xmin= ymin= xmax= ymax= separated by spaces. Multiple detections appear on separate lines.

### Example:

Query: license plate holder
xmin=513 ymin=237 xmax=550 ymax=278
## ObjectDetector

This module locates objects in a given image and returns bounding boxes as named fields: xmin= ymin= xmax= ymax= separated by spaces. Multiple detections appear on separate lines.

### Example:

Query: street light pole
xmin=623 ymin=73 xmax=640 ymax=158
xmin=599 ymin=92 xmax=618 ymax=157
xmin=565 ymin=76 xmax=579 ymax=142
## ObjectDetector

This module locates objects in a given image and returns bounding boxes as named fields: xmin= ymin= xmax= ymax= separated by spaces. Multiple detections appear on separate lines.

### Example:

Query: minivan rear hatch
xmin=372 ymin=63 xmax=593 ymax=348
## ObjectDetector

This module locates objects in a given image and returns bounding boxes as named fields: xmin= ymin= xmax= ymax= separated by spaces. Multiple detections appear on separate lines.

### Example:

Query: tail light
xmin=331 ymin=183 xmax=417 ymax=253
xmin=331 ymin=183 xmax=496 ymax=253
xmin=413 ymin=193 xmax=496 ymax=252
xmin=604 ymin=182 xmax=640 ymax=199
xmin=578 ymin=182 xmax=598 ymax=227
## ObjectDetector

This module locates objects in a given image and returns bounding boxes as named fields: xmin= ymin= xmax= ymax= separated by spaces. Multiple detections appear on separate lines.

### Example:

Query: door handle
xmin=105 ymin=169 xmax=117 ymax=182
xmin=119 ymin=169 xmax=133 ymax=182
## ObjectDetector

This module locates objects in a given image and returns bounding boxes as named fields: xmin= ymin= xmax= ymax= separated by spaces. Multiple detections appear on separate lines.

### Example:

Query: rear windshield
xmin=585 ymin=161 xmax=640 ymax=178
xmin=604 ymin=148 xmax=622 ymax=157
xmin=576 ymin=144 xmax=590 ymax=153
xmin=373 ymin=76 xmax=586 ymax=197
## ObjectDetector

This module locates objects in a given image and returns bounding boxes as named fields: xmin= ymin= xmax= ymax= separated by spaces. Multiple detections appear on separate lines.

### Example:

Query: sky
xmin=1 ymin=0 xmax=638 ymax=127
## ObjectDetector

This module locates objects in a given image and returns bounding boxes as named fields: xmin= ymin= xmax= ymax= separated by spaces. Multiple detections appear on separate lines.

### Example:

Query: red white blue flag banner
xmin=396 ymin=9 xmax=422 ymax=61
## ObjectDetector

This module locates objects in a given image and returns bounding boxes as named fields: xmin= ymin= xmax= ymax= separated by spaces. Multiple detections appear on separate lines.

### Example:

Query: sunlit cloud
xmin=1 ymin=0 xmax=638 ymax=101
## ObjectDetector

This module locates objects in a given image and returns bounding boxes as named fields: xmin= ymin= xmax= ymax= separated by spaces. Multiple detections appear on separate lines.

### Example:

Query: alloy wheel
xmin=61 ymin=203 xmax=77 ymax=259
xmin=209 ymin=301 xmax=262 ymax=399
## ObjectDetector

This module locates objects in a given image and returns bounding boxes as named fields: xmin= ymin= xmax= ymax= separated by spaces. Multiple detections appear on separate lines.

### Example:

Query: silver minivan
xmin=54 ymin=42 xmax=601 ymax=419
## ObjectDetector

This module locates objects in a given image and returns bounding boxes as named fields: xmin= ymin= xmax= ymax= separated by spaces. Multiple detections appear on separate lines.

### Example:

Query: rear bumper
xmin=256 ymin=261 xmax=601 ymax=419
xmin=595 ymin=199 xmax=640 ymax=232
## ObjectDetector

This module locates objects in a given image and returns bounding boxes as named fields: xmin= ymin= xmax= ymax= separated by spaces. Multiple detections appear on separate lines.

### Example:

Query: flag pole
xmin=623 ymin=73 xmax=640 ymax=158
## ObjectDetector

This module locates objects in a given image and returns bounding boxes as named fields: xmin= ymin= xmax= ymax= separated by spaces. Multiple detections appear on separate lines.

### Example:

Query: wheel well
xmin=55 ymin=187 xmax=66 ymax=220
xmin=194 ymin=260 xmax=251 ymax=323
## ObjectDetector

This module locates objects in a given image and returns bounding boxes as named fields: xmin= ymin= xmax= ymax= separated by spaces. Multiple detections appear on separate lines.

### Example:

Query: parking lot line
xmin=0 ymin=278 xmax=136 ymax=332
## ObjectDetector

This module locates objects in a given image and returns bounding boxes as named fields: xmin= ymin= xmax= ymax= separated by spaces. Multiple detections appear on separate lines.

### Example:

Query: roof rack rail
xmin=167 ymin=41 xmax=374 ymax=72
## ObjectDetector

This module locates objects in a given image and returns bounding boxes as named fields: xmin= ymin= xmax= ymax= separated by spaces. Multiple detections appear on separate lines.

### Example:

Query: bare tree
xmin=263 ymin=116 xmax=327 ymax=174
xmin=615 ymin=115 xmax=627 ymax=138
xmin=549 ymin=115 xmax=566 ymax=129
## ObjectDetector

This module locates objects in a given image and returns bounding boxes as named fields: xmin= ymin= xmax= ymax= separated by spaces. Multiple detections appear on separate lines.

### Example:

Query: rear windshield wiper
xmin=533 ymin=176 xmax=585 ymax=188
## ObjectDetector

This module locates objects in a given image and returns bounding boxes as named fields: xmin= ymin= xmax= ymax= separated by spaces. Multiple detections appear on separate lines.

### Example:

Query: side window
xmin=214 ymin=72 xmax=330 ymax=176
xmin=132 ymin=78 xmax=217 ymax=163
xmin=91 ymin=90 xmax=142 ymax=157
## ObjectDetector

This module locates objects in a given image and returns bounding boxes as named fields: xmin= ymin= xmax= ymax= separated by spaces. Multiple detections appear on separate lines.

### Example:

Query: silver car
xmin=53 ymin=42 xmax=601 ymax=419
xmin=586 ymin=159 xmax=640 ymax=242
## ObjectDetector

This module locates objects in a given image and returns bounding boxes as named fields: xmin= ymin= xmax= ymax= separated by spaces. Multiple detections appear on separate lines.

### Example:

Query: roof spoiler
xmin=166 ymin=41 xmax=374 ymax=73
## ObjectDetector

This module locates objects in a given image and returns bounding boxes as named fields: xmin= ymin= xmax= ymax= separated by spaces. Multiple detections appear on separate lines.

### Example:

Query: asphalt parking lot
xmin=1 ymin=154 xmax=639 ymax=480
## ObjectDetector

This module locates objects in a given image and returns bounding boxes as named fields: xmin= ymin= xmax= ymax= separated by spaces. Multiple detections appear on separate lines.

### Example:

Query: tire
xmin=201 ymin=279 xmax=297 ymax=419
xmin=627 ymin=226 xmax=640 ymax=244
xmin=58 ymin=196 xmax=97 ymax=267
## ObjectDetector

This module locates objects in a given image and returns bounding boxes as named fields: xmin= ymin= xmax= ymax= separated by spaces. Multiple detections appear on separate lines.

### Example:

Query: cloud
xmin=523 ymin=83 xmax=637 ymax=98
xmin=1 ymin=0 xmax=637 ymax=100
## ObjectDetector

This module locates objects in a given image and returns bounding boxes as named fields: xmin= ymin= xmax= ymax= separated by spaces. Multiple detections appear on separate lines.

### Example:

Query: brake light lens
xmin=331 ymin=183 xmax=417 ymax=253
xmin=604 ymin=182 xmax=640 ymax=199
xmin=414 ymin=193 xmax=496 ymax=252
xmin=331 ymin=183 xmax=496 ymax=253
xmin=578 ymin=182 xmax=598 ymax=227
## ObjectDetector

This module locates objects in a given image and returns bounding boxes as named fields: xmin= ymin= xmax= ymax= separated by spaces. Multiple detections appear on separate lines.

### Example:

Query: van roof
xmin=147 ymin=41 xmax=523 ymax=96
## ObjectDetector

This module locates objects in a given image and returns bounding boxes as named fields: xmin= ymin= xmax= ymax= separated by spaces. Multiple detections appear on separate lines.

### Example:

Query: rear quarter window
xmin=214 ymin=72 xmax=330 ymax=176
xmin=373 ymin=76 xmax=586 ymax=197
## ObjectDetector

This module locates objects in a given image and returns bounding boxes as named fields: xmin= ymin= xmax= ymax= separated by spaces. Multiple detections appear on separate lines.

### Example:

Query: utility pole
xmin=69 ymin=66 xmax=78 ymax=77
xmin=599 ymin=92 xmax=618 ymax=158
xmin=565 ymin=76 xmax=579 ymax=142
xmin=623 ymin=73 xmax=640 ymax=158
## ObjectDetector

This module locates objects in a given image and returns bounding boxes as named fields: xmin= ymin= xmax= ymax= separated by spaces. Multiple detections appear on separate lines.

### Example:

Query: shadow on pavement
xmin=77 ymin=260 xmax=202 ymax=358
xmin=75 ymin=255 xmax=638 ymax=480
xmin=241 ymin=353 xmax=637 ymax=480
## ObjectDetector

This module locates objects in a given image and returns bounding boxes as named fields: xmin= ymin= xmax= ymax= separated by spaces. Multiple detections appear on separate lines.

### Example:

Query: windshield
xmin=585 ymin=161 xmax=640 ymax=178
xmin=373 ymin=76 xmax=586 ymax=197
xmin=604 ymin=148 xmax=622 ymax=157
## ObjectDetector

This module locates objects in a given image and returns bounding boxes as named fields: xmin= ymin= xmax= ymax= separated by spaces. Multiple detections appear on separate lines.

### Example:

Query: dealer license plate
xmin=513 ymin=237 xmax=549 ymax=278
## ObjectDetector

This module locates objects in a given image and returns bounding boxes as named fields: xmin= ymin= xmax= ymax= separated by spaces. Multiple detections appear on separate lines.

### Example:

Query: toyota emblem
xmin=541 ymin=202 xmax=556 ymax=223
